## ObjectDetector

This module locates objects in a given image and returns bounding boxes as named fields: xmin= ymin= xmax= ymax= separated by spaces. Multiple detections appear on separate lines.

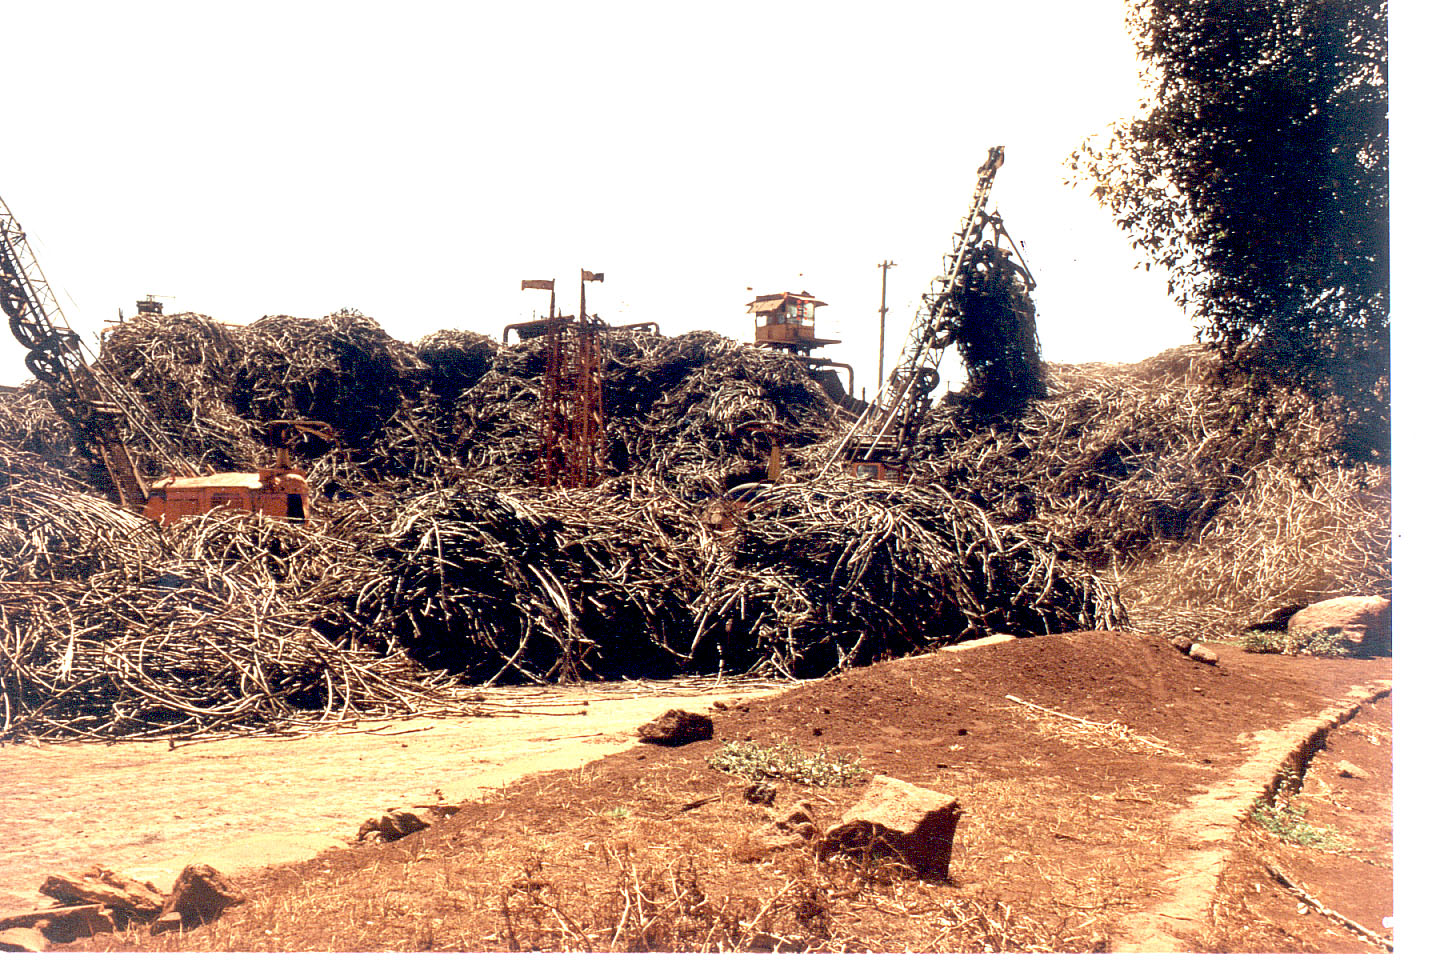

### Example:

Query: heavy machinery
xmin=504 ymin=272 xmax=609 ymax=488
xmin=827 ymin=145 xmax=1036 ymax=481
xmin=142 ymin=420 xmax=332 ymax=524
xmin=1 ymin=193 xmax=323 ymax=524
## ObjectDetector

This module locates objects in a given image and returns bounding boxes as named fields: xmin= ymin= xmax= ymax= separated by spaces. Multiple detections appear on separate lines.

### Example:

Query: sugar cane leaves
xmin=360 ymin=479 xmax=1125 ymax=684
xmin=358 ymin=482 xmax=706 ymax=683
xmin=235 ymin=310 xmax=427 ymax=448
xmin=692 ymin=481 xmax=1124 ymax=678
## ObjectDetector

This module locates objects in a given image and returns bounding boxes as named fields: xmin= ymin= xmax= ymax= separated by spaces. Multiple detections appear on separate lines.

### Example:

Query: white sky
xmin=0 ymin=0 xmax=1193 ymax=394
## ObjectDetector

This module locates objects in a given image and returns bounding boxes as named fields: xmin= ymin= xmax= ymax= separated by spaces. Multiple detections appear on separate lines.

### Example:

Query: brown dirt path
xmin=0 ymin=678 xmax=786 ymax=916
xmin=1204 ymin=693 xmax=1395 ymax=952
xmin=1106 ymin=679 xmax=1390 ymax=951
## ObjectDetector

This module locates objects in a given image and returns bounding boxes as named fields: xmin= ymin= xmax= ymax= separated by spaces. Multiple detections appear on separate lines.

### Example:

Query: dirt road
xmin=0 ymin=678 xmax=786 ymax=915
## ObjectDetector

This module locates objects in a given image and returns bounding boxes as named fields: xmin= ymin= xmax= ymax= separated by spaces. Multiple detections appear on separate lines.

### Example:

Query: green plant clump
xmin=1242 ymin=628 xmax=1354 ymax=658
xmin=1251 ymin=775 xmax=1347 ymax=852
xmin=1300 ymin=631 xmax=1351 ymax=657
xmin=708 ymin=740 xmax=867 ymax=787
xmin=1241 ymin=629 xmax=1286 ymax=653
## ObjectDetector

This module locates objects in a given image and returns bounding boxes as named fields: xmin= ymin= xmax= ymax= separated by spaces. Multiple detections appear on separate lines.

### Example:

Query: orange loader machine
xmin=2 ymin=193 xmax=327 ymax=525
xmin=141 ymin=420 xmax=333 ymax=525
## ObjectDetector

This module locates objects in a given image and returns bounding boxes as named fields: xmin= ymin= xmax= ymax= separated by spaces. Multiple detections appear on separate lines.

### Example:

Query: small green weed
xmin=708 ymin=740 xmax=867 ymax=787
xmin=1251 ymin=799 xmax=1346 ymax=849
xmin=1300 ymin=630 xmax=1350 ymax=657
xmin=1241 ymin=628 xmax=1354 ymax=658
xmin=1240 ymin=629 xmax=1289 ymax=654
xmin=1251 ymin=770 xmax=1347 ymax=850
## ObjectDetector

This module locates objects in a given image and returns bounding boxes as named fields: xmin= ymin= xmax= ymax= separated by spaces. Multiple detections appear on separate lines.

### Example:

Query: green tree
xmin=1071 ymin=0 xmax=1388 ymax=460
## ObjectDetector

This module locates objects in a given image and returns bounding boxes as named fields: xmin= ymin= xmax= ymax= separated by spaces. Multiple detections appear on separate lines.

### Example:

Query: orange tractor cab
xmin=141 ymin=420 xmax=330 ymax=526
xmin=144 ymin=467 xmax=311 ymax=525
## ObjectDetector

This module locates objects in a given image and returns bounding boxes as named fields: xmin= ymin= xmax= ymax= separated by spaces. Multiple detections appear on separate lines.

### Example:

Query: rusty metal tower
xmin=515 ymin=271 xmax=608 ymax=488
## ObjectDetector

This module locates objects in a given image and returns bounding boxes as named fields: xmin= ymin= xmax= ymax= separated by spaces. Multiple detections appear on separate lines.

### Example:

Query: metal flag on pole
xmin=521 ymin=278 xmax=557 ymax=319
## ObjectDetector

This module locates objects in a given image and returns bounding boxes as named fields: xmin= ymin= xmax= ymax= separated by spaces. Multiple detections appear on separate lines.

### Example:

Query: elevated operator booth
xmin=747 ymin=291 xmax=840 ymax=355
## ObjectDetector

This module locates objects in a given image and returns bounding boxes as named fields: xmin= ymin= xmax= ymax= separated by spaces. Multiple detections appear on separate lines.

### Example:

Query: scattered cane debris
xmin=1003 ymin=694 xmax=1181 ymax=756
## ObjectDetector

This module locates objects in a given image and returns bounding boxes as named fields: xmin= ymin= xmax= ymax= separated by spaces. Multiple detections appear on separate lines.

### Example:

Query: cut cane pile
xmin=0 ymin=312 xmax=1387 ymax=739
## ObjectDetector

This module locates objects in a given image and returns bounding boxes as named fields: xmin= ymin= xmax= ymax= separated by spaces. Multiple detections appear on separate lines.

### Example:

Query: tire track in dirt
xmin=1109 ymin=678 xmax=1393 ymax=952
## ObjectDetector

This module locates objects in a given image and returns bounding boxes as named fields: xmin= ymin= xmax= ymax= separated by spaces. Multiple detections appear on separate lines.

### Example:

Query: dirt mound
xmin=712 ymin=631 xmax=1385 ymax=771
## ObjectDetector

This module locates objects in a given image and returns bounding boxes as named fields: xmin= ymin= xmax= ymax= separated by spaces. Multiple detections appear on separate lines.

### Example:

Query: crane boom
xmin=827 ymin=145 xmax=1008 ymax=476
xmin=1 ymin=194 xmax=193 ymax=507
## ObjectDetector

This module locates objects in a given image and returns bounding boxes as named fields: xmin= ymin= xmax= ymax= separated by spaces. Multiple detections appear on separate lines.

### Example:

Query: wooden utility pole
xmin=877 ymin=260 xmax=895 ymax=402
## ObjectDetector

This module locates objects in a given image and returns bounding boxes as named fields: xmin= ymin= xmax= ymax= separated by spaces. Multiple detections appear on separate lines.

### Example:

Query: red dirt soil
xmin=39 ymin=631 xmax=1392 ymax=953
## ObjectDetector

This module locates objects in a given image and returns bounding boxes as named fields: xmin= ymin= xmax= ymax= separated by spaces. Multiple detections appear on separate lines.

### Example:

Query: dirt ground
xmin=1206 ymin=694 xmax=1394 ymax=952
xmin=13 ymin=631 xmax=1391 ymax=953
xmin=0 ymin=678 xmax=787 ymax=916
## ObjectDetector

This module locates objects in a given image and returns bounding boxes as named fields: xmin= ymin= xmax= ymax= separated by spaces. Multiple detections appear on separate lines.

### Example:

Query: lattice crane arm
xmin=2 ymin=194 xmax=196 ymax=507
xmin=825 ymin=145 xmax=1007 ymax=471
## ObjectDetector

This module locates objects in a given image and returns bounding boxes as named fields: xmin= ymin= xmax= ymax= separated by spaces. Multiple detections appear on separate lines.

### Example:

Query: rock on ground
xmin=0 ymin=903 xmax=114 ymax=944
xmin=1287 ymin=596 xmax=1391 ymax=649
xmin=637 ymin=709 xmax=714 ymax=746
xmin=1188 ymin=643 xmax=1220 ymax=664
xmin=39 ymin=867 xmax=164 ymax=917
xmin=356 ymin=804 xmax=460 ymax=843
xmin=743 ymin=782 xmax=777 ymax=805
xmin=819 ymin=775 xmax=962 ymax=879
xmin=149 ymin=865 xmax=244 ymax=933
xmin=0 ymin=926 xmax=47 ymax=952
xmin=748 ymin=801 xmax=819 ymax=853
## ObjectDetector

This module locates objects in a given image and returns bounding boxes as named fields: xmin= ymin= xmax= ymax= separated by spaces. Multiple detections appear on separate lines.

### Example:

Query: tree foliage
xmin=1071 ymin=0 xmax=1388 ymax=460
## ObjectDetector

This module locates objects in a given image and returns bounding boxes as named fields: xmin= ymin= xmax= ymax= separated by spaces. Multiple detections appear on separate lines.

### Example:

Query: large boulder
xmin=1287 ymin=596 xmax=1391 ymax=650
xmin=819 ymin=776 xmax=962 ymax=879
